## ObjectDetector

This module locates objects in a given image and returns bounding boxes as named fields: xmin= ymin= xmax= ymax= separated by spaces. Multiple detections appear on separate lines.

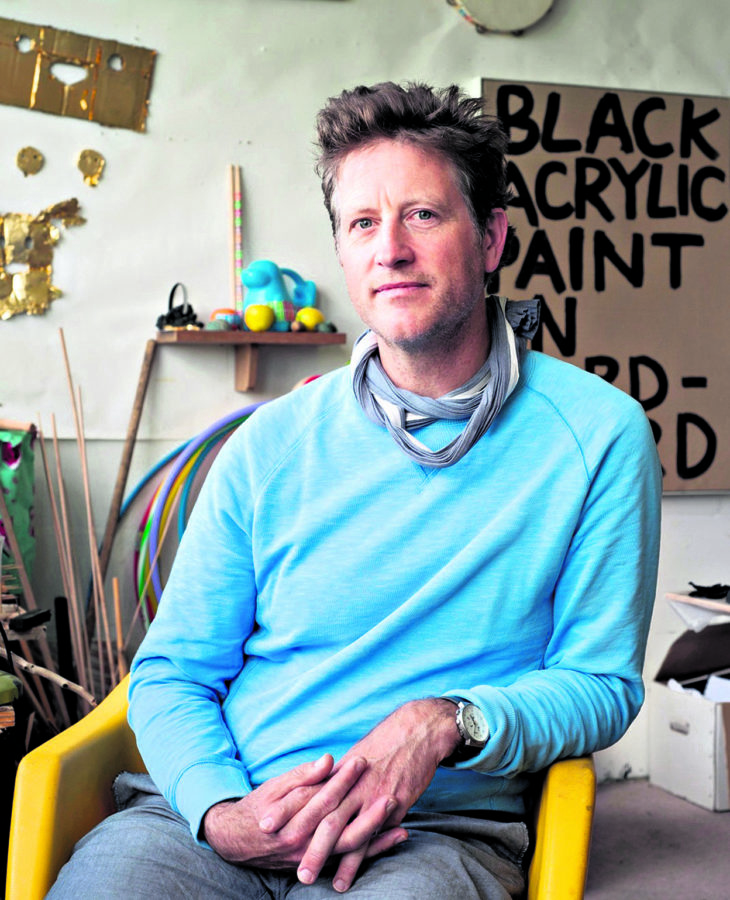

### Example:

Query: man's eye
xmin=354 ymin=218 xmax=373 ymax=230
xmin=415 ymin=210 xmax=434 ymax=221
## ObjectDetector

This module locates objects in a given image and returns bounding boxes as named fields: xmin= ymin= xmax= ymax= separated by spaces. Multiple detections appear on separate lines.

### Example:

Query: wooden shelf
xmin=155 ymin=329 xmax=347 ymax=347
xmin=155 ymin=329 xmax=347 ymax=391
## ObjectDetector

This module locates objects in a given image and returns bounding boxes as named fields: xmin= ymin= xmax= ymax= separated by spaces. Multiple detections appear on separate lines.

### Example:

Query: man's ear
xmin=482 ymin=209 xmax=509 ymax=274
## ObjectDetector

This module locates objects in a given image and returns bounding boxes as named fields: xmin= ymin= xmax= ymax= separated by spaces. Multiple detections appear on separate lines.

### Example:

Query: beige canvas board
xmin=483 ymin=79 xmax=729 ymax=492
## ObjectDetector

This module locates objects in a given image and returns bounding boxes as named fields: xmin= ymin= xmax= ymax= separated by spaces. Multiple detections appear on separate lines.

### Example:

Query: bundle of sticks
xmin=0 ymin=328 xmax=130 ymax=739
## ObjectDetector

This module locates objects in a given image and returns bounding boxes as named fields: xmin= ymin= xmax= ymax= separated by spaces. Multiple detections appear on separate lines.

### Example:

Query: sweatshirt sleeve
xmin=445 ymin=395 xmax=662 ymax=775
xmin=127 ymin=426 xmax=259 ymax=841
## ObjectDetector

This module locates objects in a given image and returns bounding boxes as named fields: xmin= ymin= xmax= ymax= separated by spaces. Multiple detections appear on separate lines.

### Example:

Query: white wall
xmin=2 ymin=0 xmax=729 ymax=779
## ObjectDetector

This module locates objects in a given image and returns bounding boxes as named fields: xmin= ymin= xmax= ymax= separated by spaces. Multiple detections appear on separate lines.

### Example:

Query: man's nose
xmin=375 ymin=220 xmax=415 ymax=268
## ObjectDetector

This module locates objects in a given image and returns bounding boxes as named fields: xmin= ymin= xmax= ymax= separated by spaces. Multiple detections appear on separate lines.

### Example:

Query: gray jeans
xmin=47 ymin=773 xmax=528 ymax=899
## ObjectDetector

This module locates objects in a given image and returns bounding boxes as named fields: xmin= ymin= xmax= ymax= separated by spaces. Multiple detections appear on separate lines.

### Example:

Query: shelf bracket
xmin=234 ymin=344 xmax=259 ymax=392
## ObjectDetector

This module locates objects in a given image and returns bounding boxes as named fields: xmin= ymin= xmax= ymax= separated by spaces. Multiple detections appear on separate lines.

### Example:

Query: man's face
xmin=334 ymin=138 xmax=506 ymax=358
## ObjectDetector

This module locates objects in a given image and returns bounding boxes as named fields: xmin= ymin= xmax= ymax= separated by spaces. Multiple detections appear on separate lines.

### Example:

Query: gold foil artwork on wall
xmin=0 ymin=199 xmax=85 ymax=320
xmin=16 ymin=146 xmax=44 ymax=176
xmin=77 ymin=149 xmax=105 ymax=186
xmin=0 ymin=17 xmax=156 ymax=132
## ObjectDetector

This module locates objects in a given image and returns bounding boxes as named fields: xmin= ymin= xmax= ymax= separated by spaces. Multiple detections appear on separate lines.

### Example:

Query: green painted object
xmin=0 ymin=672 xmax=22 ymax=704
xmin=0 ymin=424 xmax=37 ymax=594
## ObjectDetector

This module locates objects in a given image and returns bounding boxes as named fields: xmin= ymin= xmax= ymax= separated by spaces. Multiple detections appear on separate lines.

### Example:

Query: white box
xmin=649 ymin=615 xmax=730 ymax=811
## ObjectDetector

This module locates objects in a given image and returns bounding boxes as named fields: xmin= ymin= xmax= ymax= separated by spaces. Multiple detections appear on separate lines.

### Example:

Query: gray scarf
xmin=351 ymin=296 xmax=540 ymax=468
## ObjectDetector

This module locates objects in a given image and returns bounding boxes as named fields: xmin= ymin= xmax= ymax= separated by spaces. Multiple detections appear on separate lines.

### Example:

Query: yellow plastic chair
xmin=7 ymin=676 xmax=595 ymax=899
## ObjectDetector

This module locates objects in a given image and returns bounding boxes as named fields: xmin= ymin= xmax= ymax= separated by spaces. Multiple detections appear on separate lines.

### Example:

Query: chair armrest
xmin=6 ymin=675 xmax=146 ymax=900
xmin=527 ymin=756 xmax=596 ymax=900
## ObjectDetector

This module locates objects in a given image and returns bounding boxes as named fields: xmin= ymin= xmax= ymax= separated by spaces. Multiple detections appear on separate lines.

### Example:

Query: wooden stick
xmin=230 ymin=164 xmax=243 ymax=312
xmin=18 ymin=637 xmax=57 ymax=723
xmin=0 ymin=646 xmax=96 ymax=707
xmin=13 ymin=669 xmax=55 ymax=732
xmin=24 ymin=710 xmax=36 ymax=755
xmin=51 ymin=414 xmax=93 ymax=691
xmin=36 ymin=417 xmax=89 ymax=692
xmin=75 ymin=384 xmax=115 ymax=694
xmin=1 ymin=540 xmax=9 ymax=600
xmin=36 ymin=419 xmax=73 ymax=599
xmin=58 ymin=330 xmax=107 ymax=695
xmin=98 ymin=339 xmax=158 ymax=589
xmin=229 ymin=164 xmax=237 ymax=308
xmin=112 ymin=577 xmax=128 ymax=680
xmin=50 ymin=415 xmax=76 ymax=604
xmin=236 ymin=165 xmax=243 ymax=309
xmin=0 ymin=418 xmax=34 ymax=432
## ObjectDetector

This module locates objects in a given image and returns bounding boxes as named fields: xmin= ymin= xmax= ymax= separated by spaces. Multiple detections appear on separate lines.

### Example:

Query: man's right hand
xmin=202 ymin=752 xmax=403 ymax=870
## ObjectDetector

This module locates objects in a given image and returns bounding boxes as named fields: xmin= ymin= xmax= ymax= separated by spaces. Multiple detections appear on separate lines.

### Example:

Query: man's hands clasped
xmin=203 ymin=698 xmax=461 ymax=892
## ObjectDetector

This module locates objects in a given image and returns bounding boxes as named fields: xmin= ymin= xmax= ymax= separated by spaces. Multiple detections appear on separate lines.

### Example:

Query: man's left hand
xmin=257 ymin=697 xmax=461 ymax=892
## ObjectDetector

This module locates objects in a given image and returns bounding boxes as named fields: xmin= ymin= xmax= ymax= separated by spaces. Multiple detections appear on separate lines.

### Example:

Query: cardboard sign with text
xmin=483 ymin=79 xmax=729 ymax=492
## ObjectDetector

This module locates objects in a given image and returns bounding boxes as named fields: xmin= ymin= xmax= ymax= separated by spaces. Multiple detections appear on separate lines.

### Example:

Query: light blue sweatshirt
xmin=129 ymin=350 xmax=661 ymax=840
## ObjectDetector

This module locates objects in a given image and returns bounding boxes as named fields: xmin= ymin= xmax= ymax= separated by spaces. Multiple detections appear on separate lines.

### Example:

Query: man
xmin=49 ymin=82 xmax=661 ymax=899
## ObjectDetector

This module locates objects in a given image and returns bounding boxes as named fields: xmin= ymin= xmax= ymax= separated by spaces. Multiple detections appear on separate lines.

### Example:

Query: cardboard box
xmin=649 ymin=596 xmax=730 ymax=811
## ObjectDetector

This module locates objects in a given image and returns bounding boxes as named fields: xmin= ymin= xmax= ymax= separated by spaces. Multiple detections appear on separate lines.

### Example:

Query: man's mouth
xmin=374 ymin=281 xmax=428 ymax=294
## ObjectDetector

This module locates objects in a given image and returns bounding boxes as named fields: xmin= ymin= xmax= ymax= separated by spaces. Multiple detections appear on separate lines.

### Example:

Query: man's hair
xmin=315 ymin=81 xmax=516 ymax=269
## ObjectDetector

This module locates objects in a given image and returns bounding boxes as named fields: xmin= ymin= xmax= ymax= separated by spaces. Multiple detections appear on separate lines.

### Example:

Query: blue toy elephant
xmin=241 ymin=259 xmax=317 ymax=331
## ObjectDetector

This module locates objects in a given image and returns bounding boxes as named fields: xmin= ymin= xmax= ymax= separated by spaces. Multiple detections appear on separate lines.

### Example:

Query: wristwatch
xmin=441 ymin=699 xmax=489 ymax=765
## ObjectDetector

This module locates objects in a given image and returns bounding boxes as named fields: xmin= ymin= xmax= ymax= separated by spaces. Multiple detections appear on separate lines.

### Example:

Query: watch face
xmin=462 ymin=704 xmax=489 ymax=742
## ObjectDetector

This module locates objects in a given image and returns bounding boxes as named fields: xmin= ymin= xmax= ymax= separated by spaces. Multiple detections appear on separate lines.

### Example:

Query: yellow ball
xmin=295 ymin=307 xmax=325 ymax=331
xmin=244 ymin=304 xmax=275 ymax=332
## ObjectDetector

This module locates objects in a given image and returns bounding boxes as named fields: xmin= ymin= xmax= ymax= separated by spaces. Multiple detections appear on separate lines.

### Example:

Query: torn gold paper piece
xmin=16 ymin=146 xmax=44 ymax=176
xmin=5 ymin=268 xmax=59 ymax=318
xmin=0 ymin=199 xmax=85 ymax=320
xmin=0 ymin=16 xmax=156 ymax=132
xmin=78 ymin=149 xmax=105 ymax=186
xmin=38 ymin=198 xmax=86 ymax=228
xmin=3 ymin=214 xmax=34 ymax=264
